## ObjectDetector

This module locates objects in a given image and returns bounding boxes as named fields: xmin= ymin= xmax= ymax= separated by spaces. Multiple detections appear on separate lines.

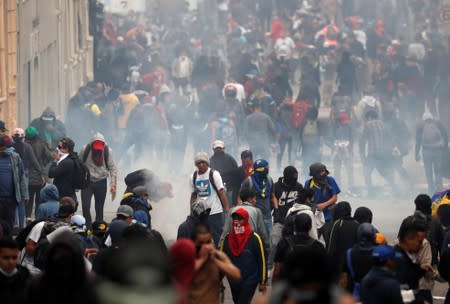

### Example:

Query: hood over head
xmin=40 ymin=184 xmax=60 ymax=202
xmin=332 ymin=201 xmax=352 ymax=220
xmin=354 ymin=206 xmax=373 ymax=224
xmin=41 ymin=107 xmax=56 ymax=120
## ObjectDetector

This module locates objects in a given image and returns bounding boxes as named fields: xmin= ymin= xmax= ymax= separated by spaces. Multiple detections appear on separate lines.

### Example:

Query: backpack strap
xmin=209 ymin=169 xmax=220 ymax=196
xmin=82 ymin=144 xmax=91 ymax=163
xmin=346 ymin=248 xmax=356 ymax=280
xmin=83 ymin=143 xmax=110 ymax=170
xmin=192 ymin=171 xmax=198 ymax=192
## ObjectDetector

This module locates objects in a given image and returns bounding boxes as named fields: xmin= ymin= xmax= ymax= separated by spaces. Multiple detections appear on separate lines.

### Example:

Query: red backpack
xmin=291 ymin=100 xmax=311 ymax=129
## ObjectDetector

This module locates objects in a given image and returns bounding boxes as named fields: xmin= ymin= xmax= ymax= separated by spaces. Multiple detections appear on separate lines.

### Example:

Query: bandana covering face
xmin=251 ymin=159 xmax=271 ymax=198
xmin=228 ymin=208 xmax=252 ymax=256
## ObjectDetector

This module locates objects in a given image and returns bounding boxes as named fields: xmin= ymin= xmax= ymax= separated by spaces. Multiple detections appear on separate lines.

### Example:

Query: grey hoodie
xmin=79 ymin=133 xmax=117 ymax=185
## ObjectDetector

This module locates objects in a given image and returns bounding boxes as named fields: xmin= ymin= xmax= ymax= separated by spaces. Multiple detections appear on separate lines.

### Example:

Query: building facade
xmin=0 ymin=0 xmax=18 ymax=130
xmin=0 ymin=0 xmax=94 ymax=129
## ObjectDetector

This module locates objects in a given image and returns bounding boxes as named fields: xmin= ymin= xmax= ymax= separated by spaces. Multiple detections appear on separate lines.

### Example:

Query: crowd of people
xmin=1 ymin=0 xmax=450 ymax=303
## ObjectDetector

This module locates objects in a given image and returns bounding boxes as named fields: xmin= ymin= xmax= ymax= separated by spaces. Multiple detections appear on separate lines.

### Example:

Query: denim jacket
xmin=9 ymin=151 xmax=29 ymax=202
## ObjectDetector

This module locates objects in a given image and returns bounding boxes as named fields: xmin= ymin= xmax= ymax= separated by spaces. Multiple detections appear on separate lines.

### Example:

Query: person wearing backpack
xmin=48 ymin=137 xmax=77 ymax=200
xmin=190 ymin=152 xmax=230 ymax=247
xmin=79 ymin=133 xmax=118 ymax=228
xmin=341 ymin=223 xmax=377 ymax=301
xmin=415 ymin=112 xmax=448 ymax=194
xmin=360 ymin=245 xmax=404 ymax=304
xmin=273 ymin=213 xmax=325 ymax=283
xmin=359 ymin=110 xmax=396 ymax=196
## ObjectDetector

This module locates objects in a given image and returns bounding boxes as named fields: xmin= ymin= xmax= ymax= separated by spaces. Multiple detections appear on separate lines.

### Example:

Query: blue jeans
xmin=15 ymin=201 xmax=25 ymax=230
xmin=208 ymin=212 xmax=225 ymax=247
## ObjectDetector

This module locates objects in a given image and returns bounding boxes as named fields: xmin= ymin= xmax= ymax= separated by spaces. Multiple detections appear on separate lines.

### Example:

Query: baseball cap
xmin=0 ymin=120 xmax=7 ymax=131
xmin=212 ymin=140 xmax=225 ymax=150
xmin=372 ymin=245 xmax=402 ymax=261
xmin=92 ymin=140 xmax=105 ymax=150
xmin=117 ymin=205 xmax=134 ymax=217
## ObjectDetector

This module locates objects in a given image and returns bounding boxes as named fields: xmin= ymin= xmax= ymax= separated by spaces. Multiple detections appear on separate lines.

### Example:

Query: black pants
xmin=230 ymin=282 xmax=257 ymax=304
xmin=0 ymin=198 xmax=18 ymax=236
xmin=81 ymin=179 xmax=107 ymax=227
xmin=27 ymin=184 xmax=43 ymax=218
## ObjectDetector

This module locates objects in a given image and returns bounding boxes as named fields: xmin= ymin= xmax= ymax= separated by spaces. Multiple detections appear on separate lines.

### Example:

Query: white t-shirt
xmin=191 ymin=168 xmax=224 ymax=215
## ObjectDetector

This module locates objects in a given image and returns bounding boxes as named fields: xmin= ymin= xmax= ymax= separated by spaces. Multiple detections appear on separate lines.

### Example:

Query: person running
xmin=221 ymin=208 xmax=267 ymax=303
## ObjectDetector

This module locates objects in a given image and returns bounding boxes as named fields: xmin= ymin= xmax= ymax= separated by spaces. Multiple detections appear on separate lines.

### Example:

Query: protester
xmin=0 ymin=135 xmax=28 ymax=235
xmin=273 ymin=213 xmax=325 ymax=282
xmin=360 ymin=245 xmax=403 ymax=304
xmin=80 ymin=133 xmax=118 ymax=227
xmin=190 ymin=152 xmax=230 ymax=246
xmin=305 ymin=162 xmax=340 ymax=239
xmin=35 ymin=184 xmax=60 ymax=221
xmin=220 ymin=188 xmax=269 ymax=255
xmin=188 ymin=223 xmax=240 ymax=303
xmin=48 ymin=137 xmax=77 ymax=200
xmin=221 ymin=208 xmax=267 ymax=303
xmin=0 ymin=238 xmax=30 ymax=304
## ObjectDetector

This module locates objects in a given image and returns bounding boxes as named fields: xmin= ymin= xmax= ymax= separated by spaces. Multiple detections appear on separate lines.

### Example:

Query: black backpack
xmin=285 ymin=235 xmax=316 ymax=256
xmin=72 ymin=153 xmax=90 ymax=189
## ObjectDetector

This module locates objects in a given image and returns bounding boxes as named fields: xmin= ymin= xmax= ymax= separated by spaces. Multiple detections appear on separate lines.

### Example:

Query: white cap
xmin=212 ymin=140 xmax=225 ymax=150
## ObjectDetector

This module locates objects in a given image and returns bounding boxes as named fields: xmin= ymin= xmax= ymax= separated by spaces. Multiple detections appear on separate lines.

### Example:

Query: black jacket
xmin=394 ymin=245 xmax=425 ymax=290
xmin=209 ymin=151 xmax=238 ymax=188
xmin=361 ymin=267 xmax=403 ymax=304
xmin=0 ymin=265 xmax=30 ymax=304
xmin=327 ymin=217 xmax=360 ymax=272
xmin=48 ymin=155 xmax=76 ymax=198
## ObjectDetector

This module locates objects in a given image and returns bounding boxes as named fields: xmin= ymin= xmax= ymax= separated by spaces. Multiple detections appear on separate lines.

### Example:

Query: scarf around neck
xmin=228 ymin=208 xmax=252 ymax=256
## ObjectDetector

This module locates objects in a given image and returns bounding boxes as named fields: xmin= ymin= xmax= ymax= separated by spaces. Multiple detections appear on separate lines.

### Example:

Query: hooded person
xmin=304 ymin=163 xmax=340 ymax=238
xmin=79 ymin=133 xmax=118 ymax=228
xmin=220 ymin=208 xmax=267 ymax=303
xmin=35 ymin=184 xmax=60 ymax=220
xmin=284 ymin=188 xmax=318 ymax=240
xmin=326 ymin=201 xmax=360 ymax=273
xmin=342 ymin=223 xmax=378 ymax=300
xmin=29 ymin=107 xmax=66 ymax=149
xmin=271 ymin=166 xmax=304 ymax=263
xmin=177 ymin=199 xmax=211 ymax=240
xmin=241 ymin=159 xmax=279 ymax=237
xmin=354 ymin=206 xmax=373 ymax=224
